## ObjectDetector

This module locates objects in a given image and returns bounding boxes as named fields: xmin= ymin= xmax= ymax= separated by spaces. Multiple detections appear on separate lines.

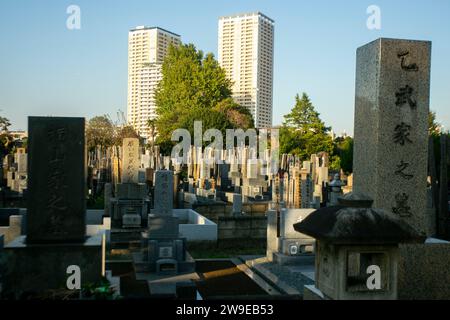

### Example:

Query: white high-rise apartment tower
xmin=127 ymin=26 xmax=181 ymax=139
xmin=218 ymin=12 xmax=274 ymax=128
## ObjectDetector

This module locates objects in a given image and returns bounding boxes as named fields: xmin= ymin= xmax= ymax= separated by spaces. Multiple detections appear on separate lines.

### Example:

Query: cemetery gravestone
xmin=153 ymin=170 xmax=174 ymax=216
xmin=353 ymin=38 xmax=431 ymax=235
xmin=134 ymin=170 xmax=195 ymax=280
xmin=122 ymin=138 xmax=140 ymax=183
xmin=27 ymin=117 xmax=86 ymax=243
xmin=3 ymin=117 xmax=104 ymax=297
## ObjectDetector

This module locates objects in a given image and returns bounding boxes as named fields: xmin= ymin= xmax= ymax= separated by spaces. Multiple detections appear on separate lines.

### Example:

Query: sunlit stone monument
xmin=353 ymin=38 xmax=431 ymax=236
xmin=109 ymin=138 xmax=151 ymax=246
xmin=344 ymin=38 xmax=449 ymax=300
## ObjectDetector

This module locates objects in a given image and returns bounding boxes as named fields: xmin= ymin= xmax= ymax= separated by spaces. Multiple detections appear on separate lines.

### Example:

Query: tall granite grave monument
xmin=3 ymin=117 xmax=104 ymax=297
xmin=353 ymin=38 xmax=431 ymax=236
xmin=352 ymin=38 xmax=450 ymax=299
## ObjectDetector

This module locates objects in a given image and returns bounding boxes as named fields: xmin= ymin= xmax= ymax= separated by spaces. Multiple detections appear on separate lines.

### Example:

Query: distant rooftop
xmin=129 ymin=26 xmax=180 ymax=37
xmin=219 ymin=11 xmax=275 ymax=23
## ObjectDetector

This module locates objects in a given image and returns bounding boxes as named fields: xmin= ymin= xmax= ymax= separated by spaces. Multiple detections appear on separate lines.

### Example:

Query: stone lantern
xmin=294 ymin=192 xmax=425 ymax=300
xmin=327 ymin=173 xmax=344 ymax=206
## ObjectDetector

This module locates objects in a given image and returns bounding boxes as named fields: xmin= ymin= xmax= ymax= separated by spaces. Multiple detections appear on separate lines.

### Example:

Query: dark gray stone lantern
xmin=294 ymin=192 xmax=425 ymax=300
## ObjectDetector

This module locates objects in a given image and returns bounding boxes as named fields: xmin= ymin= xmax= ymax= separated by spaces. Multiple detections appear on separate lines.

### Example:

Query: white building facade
xmin=127 ymin=26 xmax=181 ymax=139
xmin=218 ymin=12 xmax=275 ymax=128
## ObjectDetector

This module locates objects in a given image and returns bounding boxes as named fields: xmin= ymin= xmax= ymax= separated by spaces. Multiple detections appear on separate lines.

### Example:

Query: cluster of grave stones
xmin=2 ymin=149 xmax=27 ymax=194
xmin=0 ymin=118 xmax=197 ymax=298
xmin=0 ymin=37 xmax=448 ymax=300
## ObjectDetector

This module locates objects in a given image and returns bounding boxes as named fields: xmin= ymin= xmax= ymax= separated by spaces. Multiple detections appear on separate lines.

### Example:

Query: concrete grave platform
xmin=240 ymin=255 xmax=313 ymax=297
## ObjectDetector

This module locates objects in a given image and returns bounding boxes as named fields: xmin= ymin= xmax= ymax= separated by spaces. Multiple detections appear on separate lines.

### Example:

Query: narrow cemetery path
xmin=194 ymin=260 xmax=269 ymax=299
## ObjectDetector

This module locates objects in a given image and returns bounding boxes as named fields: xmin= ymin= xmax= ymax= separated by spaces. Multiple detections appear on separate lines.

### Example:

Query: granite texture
xmin=121 ymin=138 xmax=140 ymax=183
xmin=153 ymin=170 xmax=174 ymax=215
xmin=398 ymin=243 xmax=450 ymax=300
xmin=116 ymin=183 xmax=147 ymax=200
xmin=353 ymin=38 xmax=432 ymax=236
xmin=27 ymin=117 xmax=86 ymax=243
xmin=266 ymin=209 xmax=278 ymax=261
xmin=3 ymin=235 xmax=104 ymax=298
xmin=280 ymin=208 xmax=315 ymax=239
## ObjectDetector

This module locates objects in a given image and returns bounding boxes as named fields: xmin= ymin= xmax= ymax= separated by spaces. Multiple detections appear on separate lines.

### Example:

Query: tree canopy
xmin=0 ymin=115 xmax=13 ymax=158
xmin=280 ymin=93 xmax=334 ymax=161
xmin=333 ymin=136 xmax=354 ymax=174
xmin=429 ymin=110 xmax=441 ymax=136
xmin=86 ymin=115 xmax=141 ymax=150
xmin=85 ymin=115 xmax=115 ymax=151
xmin=0 ymin=116 xmax=11 ymax=132
xmin=155 ymin=43 xmax=254 ymax=153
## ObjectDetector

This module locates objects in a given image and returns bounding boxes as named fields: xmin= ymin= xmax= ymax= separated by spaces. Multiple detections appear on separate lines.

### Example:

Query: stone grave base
xmin=110 ymin=228 xmax=147 ymax=248
xmin=2 ymin=235 xmax=104 ymax=298
xmin=132 ymin=253 xmax=199 ymax=298
xmin=398 ymin=239 xmax=450 ymax=300
xmin=240 ymin=255 xmax=312 ymax=297
xmin=132 ymin=251 xmax=196 ymax=274
xmin=272 ymin=252 xmax=315 ymax=266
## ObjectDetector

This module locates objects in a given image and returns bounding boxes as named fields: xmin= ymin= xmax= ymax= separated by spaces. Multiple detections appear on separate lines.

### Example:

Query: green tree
xmin=155 ymin=44 xmax=254 ymax=153
xmin=283 ymin=93 xmax=330 ymax=134
xmin=85 ymin=116 xmax=115 ymax=151
xmin=280 ymin=93 xmax=334 ymax=160
xmin=333 ymin=136 xmax=354 ymax=174
xmin=429 ymin=110 xmax=441 ymax=136
xmin=0 ymin=116 xmax=13 ymax=186
xmin=0 ymin=116 xmax=11 ymax=132
xmin=114 ymin=125 xmax=140 ymax=146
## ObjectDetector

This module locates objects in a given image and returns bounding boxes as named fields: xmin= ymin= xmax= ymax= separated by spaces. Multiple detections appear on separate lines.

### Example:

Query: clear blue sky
xmin=1 ymin=0 xmax=449 ymax=134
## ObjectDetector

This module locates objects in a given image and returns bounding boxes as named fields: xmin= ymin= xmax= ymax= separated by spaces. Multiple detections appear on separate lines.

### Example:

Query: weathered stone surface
xmin=280 ymin=208 xmax=315 ymax=239
xmin=147 ymin=216 xmax=179 ymax=239
xmin=266 ymin=209 xmax=278 ymax=261
xmin=122 ymin=138 xmax=140 ymax=183
xmin=27 ymin=117 xmax=86 ymax=243
xmin=294 ymin=205 xmax=424 ymax=244
xmin=353 ymin=38 xmax=431 ymax=235
xmin=153 ymin=170 xmax=174 ymax=215
xmin=398 ymin=242 xmax=450 ymax=300
xmin=3 ymin=235 xmax=104 ymax=297
xmin=116 ymin=183 xmax=147 ymax=199
xmin=232 ymin=193 xmax=242 ymax=214
xmin=104 ymin=183 xmax=112 ymax=216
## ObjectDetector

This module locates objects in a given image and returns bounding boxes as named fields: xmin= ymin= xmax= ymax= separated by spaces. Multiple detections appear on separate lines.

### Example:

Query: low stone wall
xmin=218 ymin=215 xmax=267 ymax=240
xmin=193 ymin=202 xmax=268 ymax=223
xmin=242 ymin=202 xmax=270 ymax=215
xmin=192 ymin=203 xmax=229 ymax=221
